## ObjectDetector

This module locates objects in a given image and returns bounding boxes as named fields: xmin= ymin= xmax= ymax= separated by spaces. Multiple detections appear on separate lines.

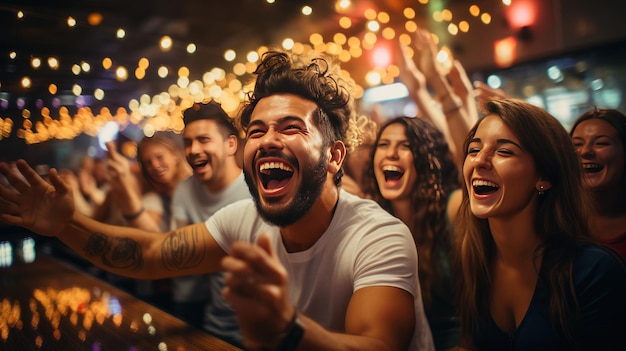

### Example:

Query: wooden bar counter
xmin=0 ymin=238 xmax=242 ymax=351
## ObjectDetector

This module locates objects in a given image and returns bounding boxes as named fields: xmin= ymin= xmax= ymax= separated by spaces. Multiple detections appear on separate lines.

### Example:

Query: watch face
xmin=276 ymin=312 xmax=305 ymax=351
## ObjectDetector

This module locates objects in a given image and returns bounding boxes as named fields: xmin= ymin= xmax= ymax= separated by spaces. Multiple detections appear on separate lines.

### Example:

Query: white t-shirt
xmin=171 ymin=173 xmax=251 ymax=346
xmin=207 ymin=190 xmax=435 ymax=351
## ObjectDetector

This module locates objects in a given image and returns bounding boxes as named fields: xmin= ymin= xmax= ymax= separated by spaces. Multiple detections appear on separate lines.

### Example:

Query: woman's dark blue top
xmin=472 ymin=245 xmax=626 ymax=351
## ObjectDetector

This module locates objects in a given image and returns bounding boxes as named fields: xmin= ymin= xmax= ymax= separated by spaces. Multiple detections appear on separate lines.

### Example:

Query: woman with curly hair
xmin=365 ymin=116 xmax=462 ymax=351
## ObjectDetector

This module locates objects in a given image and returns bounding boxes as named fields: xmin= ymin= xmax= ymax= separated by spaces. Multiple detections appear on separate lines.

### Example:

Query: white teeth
xmin=582 ymin=163 xmax=602 ymax=169
xmin=472 ymin=179 xmax=499 ymax=188
xmin=382 ymin=165 xmax=403 ymax=172
xmin=259 ymin=162 xmax=294 ymax=174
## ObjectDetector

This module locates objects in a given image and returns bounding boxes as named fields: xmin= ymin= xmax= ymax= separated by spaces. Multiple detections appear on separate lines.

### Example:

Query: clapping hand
xmin=221 ymin=234 xmax=295 ymax=349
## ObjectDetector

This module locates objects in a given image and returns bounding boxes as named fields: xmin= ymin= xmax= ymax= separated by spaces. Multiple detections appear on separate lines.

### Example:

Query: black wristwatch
xmin=275 ymin=309 xmax=305 ymax=351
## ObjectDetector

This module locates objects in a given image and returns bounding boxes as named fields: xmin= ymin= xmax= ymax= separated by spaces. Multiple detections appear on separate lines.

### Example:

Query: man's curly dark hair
xmin=238 ymin=50 xmax=357 ymax=151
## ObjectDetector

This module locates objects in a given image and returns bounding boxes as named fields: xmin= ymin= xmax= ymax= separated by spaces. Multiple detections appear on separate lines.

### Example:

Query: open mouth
xmin=382 ymin=165 xmax=404 ymax=182
xmin=190 ymin=159 xmax=208 ymax=170
xmin=582 ymin=163 xmax=604 ymax=174
xmin=259 ymin=161 xmax=294 ymax=190
xmin=472 ymin=179 xmax=499 ymax=195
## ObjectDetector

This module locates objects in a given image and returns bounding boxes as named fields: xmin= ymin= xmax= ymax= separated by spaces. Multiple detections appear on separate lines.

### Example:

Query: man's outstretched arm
xmin=0 ymin=159 xmax=226 ymax=279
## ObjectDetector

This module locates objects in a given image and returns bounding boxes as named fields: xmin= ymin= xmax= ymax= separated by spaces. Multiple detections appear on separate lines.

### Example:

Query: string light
xmin=0 ymin=1 xmax=502 ymax=145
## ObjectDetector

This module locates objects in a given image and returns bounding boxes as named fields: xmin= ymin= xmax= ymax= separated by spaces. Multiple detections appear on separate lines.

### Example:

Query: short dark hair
xmin=183 ymin=100 xmax=239 ymax=138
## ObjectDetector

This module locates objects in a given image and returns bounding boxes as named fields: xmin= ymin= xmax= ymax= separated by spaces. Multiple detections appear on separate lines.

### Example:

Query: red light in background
xmin=372 ymin=45 xmax=391 ymax=68
xmin=507 ymin=0 xmax=537 ymax=29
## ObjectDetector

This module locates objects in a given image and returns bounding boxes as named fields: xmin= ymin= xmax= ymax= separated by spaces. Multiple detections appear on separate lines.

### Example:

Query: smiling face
xmin=572 ymin=119 xmax=625 ymax=191
xmin=243 ymin=94 xmax=329 ymax=227
xmin=140 ymin=143 xmax=179 ymax=186
xmin=373 ymin=122 xmax=417 ymax=202
xmin=463 ymin=114 xmax=543 ymax=219
xmin=183 ymin=119 xmax=235 ymax=188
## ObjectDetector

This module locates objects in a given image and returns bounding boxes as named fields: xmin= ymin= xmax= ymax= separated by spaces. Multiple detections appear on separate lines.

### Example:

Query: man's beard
xmin=244 ymin=151 xmax=327 ymax=227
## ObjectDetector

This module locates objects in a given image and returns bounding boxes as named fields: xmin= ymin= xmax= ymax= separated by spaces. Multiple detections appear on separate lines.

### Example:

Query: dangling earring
xmin=538 ymin=184 xmax=545 ymax=195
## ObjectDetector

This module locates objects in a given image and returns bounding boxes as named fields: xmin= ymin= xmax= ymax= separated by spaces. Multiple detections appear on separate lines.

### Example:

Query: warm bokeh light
xmin=115 ymin=66 xmax=128 ymax=81
xmin=403 ymin=8 xmax=415 ymax=19
xmin=377 ymin=12 xmax=390 ymax=24
xmin=88 ymin=13 xmax=103 ymax=26
xmin=31 ymin=57 xmax=41 ymax=69
xmin=339 ymin=16 xmax=352 ymax=29
xmin=405 ymin=20 xmax=418 ymax=33
xmin=459 ymin=21 xmax=470 ymax=33
xmin=247 ymin=51 xmax=259 ymax=63
xmin=469 ymin=5 xmax=480 ymax=17
xmin=160 ymin=36 xmax=172 ymax=51
xmin=21 ymin=77 xmax=31 ymax=88
xmin=336 ymin=0 xmax=351 ymax=12
xmin=481 ymin=13 xmax=492 ymax=24
xmin=0 ymin=0 xmax=511 ymax=145
xmin=507 ymin=0 xmax=537 ymax=28
xmin=158 ymin=66 xmax=168 ymax=78
xmin=94 ymin=89 xmax=105 ymax=100
xmin=102 ymin=57 xmax=112 ymax=69
xmin=138 ymin=57 xmax=149 ymax=69
xmin=135 ymin=67 xmax=146 ymax=79
xmin=382 ymin=27 xmax=396 ymax=40
xmin=494 ymin=36 xmax=517 ymax=67
xmin=371 ymin=46 xmax=391 ymax=67
xmin=178 ymin=67 xmax=190 ymax=77
xmin=367 ymin=21 xmax=380 ymax=32
xmin=48 ymin=57 xmax=59 ymax=69
xmin=72 ymin=84 xmax=82 ymax=96
xmin=224 ymin=49 xmax=236 ymax=62
xmin=448 ymin=23 xmax=459 ymax=35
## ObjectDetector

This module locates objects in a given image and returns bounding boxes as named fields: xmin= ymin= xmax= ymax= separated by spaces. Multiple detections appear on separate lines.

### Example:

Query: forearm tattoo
xmin=161 ymin=227 xmax=206 ymax=270
xmin=84 ymin=232 xmax=143 ymax=272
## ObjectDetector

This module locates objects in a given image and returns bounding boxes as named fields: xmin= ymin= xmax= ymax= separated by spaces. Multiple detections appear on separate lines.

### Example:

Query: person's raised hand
xmin=413 ymin=28 xmax=442 ymax=81
xmin=397 ymin=40 xmax=428 ymax=94
xmin=448 ymin=59 xmax=479 ymax=124
xmin=0 ymin=160 xmax=75 ymax=237
xmin=221 ymin=233 xmax=294 ymax=349
xmin=104 ymin=141 xmax=133 ymax=189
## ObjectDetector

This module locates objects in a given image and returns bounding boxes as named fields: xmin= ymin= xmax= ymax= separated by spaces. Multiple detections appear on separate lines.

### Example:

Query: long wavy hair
xmin=456 ymin=98 xmax=594 ymax=344
xmin=365 ymin=116 xmax=460 ymax=305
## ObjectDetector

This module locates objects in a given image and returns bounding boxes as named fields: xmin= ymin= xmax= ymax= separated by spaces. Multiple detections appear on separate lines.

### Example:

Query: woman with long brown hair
xmin=457 ymin=99 xmax=626 ymax=350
